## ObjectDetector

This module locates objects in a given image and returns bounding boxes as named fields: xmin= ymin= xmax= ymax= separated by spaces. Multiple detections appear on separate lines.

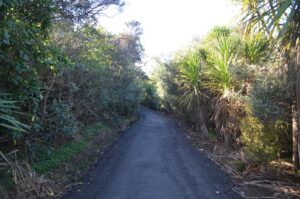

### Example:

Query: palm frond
xmin=0 ymin=94 xmax=29 ymax=133
xmin=177 ymin=48 xmax=207 ymax=108
xmin=205 ymin=35 xmax=238 ymax=92
xmin=239 ymin=33 xmax=270 ymax=65
xmin=240 ymin=0 xmax=299 ymax=47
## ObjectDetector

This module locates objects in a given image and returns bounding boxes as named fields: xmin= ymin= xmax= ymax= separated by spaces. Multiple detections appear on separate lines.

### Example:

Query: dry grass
xmin=0 ymin=150 xmax=54 ymax=198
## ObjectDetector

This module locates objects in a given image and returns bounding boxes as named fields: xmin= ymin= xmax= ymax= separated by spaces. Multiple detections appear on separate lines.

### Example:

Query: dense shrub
xmin=43 ymin=100 xmax=78 ymax=142
xmin=250 ymin=75 xmax=291 ymax=122
xmin=240 ymin=116 xmax=276 ymax=163
xmin=0 ymin=1 xmax=144 ymax=158
xmin=240 ymin=75 xmax=292 ymax=162
xmin=241 ymin=115 xmax=291 ymax=163
xmin=141 ymin=81 xmax=160 ymax=110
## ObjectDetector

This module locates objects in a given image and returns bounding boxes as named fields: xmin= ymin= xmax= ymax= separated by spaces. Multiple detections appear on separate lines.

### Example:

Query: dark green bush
xmin=250 ymin=75 xmax=291 ymax=122
xmin=240 ymin=116 xmax=276 ymax=163
xmin=43 ymin=100 xmax=78 ymax=141
xmin=141 ymin=81 xmax=160 ymax=110
xmin=245 ymin=74 xmax=292 ymax=160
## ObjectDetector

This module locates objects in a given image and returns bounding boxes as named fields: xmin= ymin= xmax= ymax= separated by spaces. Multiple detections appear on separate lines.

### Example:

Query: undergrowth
xmin=32 ymin=122 xmax=108 ymax=174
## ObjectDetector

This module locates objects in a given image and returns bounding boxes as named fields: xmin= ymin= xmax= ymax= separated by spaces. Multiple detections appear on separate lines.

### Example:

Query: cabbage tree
xmin=178 ymin=49 xmax=209 ymax=138
xmin=204 ymin=27 xmax=241 ymax=148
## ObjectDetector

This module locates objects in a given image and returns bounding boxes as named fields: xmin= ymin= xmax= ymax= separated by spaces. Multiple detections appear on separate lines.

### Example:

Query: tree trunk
xmin=292 ymin=104 xmax=299 ymax=172
xmin=224 ymin=132 xmax=233 ymax=150
xmin=40 ymin=76 xmax=55 ymax=127
xmin=196 ymin=97 xmax=209 ymax=139
xmin=295 ymin=51 xmax=300 ymax=171
xmin=287 ymin=48 xmax=300 ymax=172
xmin=299 ymin=128 xmax=300 ymax=170
xmin=195 ymin=108 xmax=209 ymax=139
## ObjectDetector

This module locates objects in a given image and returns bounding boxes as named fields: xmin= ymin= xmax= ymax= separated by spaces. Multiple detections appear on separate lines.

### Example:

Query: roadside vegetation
xmin=0 ymin=0 xmax=149 ymax=198
xmin=149 ymin=0 xmax=300 ymax=197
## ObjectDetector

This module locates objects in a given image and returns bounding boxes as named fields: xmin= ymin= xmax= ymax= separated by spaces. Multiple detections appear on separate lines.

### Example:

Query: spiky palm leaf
xmin=240 ymin=33 xmax=270 ymax=65
xmin=205 ymin=26 xmax=231 ymax=44
xmin=0 ymin=94 xmax=28 ymax=133
xmin=177 ymin=48 xmax=209 ymax=136
xmin=205 ymin=35 xmax=238 ymax=93
xmin=178 ymin=49 xmax=207 ymax=107
xmin=203 ymin=27 xmax=243 ymax=145
xmin=240 ymin=0 xmax=300 ymax=51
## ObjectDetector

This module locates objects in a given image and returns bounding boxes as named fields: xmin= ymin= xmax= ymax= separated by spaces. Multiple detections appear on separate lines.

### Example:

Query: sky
xmin=99 ymin=0 xmax=241 ymax=73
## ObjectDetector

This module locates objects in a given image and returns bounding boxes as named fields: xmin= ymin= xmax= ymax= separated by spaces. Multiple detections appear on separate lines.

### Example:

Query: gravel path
xmin=62 ymin=108 xmax=240 ymax=199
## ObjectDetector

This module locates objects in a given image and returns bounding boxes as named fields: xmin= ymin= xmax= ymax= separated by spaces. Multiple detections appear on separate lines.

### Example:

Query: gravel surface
xmin=62 ymin=108 xmax=241 ymax=199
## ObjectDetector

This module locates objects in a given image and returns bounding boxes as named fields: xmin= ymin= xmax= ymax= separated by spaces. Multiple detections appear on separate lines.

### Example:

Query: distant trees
xmin=53 ymin=0 xmax=125 ymax=22
xmin=141 ymin=81 xmax=160 ymax=111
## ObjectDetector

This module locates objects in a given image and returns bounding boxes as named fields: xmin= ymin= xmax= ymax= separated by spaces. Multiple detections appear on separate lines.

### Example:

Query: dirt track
xmin=62 ymin=108 xmax=240 ymax=199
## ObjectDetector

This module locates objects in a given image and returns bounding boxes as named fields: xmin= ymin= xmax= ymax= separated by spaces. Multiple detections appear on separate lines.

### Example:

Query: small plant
xmin=229 ymin=160 xmax=246 ymax=172
xmin=32 ymin=141 xmax=86 ymax=174
xmin=240 ymin=116 xmax=277 ymax=163
xmin=208 ymin=128 xmax=217 ymax=140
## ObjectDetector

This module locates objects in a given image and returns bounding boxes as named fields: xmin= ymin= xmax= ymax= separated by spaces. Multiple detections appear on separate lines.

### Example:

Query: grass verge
xmin=32 ymin=122 xmax=108 ymax=175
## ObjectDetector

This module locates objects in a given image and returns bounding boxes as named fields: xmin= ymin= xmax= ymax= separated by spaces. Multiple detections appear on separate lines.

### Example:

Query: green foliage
xmin=0 ymin=1 xmax=145 ymax=196
xmin=83 ymin=122 xmax=108 ymax=135
xmin=52 ymin=0 xmax=125 ymax=22
xmin=177 ymin=48 xmax=210 ymax=136
xmin=0 ymin=93 xmax=28 ymax=140
xmin=245 ymin=74 xmax=292 ymax=158
xmin=208 ymin=128 xmax=217 ymax=140
xmin=240 ymin=0 xmax=300 ymax=170
xmin=43 ymin=100 xmax=78 ymax=140
xmin=205 ymin=31 xmax=238 ymax=93
xmin=0 ymin=96 xmax=27 ymax=132
xmin=32 ymin=122 xmax=107 ymax=174
xmin=239 ymin=34 xmax=270 ymax=65
xmin=141 ymin=81 xmax=160 ymax=110
xmin=229 ymin=160 xmax=246 ymax=172
xmin=205 ymin=26 xmax=231 ymax=43
xmin=153 ymin=24 xmax=288 ymax=153
xmin=240 ymin=116 xmax=288 ymax=163
xmin=240 ymin=0 xmax=300 ymax=51
xmin=0 ymin=0 xmax=144 ymax=175
xmin=241 ymin=74 xmax=292 ymax=161
xmin=148 ymin=1 xmax=297 ymax=167
xmin=151 ymin=61 xmax=181 ymax=113
xmin=33 ymin=141 xmax=86 ymax=174
xmin=178 ymin=48 xmax=207 ymax=108
xmin=250 ymin=75 xmax=291 ymax=122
